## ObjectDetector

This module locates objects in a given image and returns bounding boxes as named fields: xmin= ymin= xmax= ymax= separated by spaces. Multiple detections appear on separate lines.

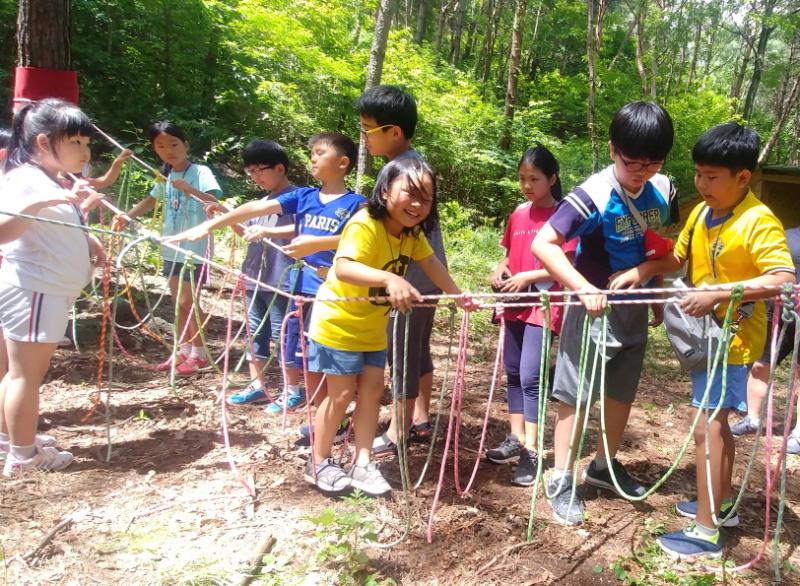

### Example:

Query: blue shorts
xmin=244 ymin=288 xmax=289 ymax=361
xmin=284 ymin=299 xmax=313 ymax=370
xmin=162 ymin=260 xmax=208 ymax=286
xmin=307 ymin=339 xmax=387 ymax=375
xmin=691 ymin=364 xmax=750 ymax=413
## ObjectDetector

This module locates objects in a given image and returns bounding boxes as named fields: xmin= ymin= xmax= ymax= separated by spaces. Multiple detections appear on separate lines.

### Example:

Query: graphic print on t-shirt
xmin=369 ymin=254 xmax=411 ymax=310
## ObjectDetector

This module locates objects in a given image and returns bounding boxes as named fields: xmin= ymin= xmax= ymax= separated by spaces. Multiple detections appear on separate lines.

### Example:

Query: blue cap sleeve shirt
xmin=241 ymin=185 xmax=297 ymax=292
xmin=547 ymin=165 xmax=674 ymax=291
xmin=150 ymin=163 xmax=222 ymax=263
xmin=276 ymin=186 xmax=367 ymax=295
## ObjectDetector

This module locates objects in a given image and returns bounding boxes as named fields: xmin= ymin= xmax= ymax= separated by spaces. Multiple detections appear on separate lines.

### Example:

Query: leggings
xmin=503 ymin=320 xmax=545 ymax=424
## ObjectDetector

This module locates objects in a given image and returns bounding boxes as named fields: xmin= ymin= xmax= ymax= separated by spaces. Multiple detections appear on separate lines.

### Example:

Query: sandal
xmin=409 ymin=421 xmax=433 ymax=443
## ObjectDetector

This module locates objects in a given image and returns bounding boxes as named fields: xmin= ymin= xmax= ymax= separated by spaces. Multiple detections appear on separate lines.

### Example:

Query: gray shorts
xmin=552 ymin=303 xmax=649 ymax=406
xmin=387 ymin=304 xmax=437 ymax=400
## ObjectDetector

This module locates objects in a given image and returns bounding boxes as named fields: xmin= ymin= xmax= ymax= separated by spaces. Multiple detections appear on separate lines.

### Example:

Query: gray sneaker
xmin=348 ymin=462 xmax=392 ymax=496
xmin=304 ymin=457 xmax=351 ymax=493
xmin=547 ymin=473 xmax=584 ymax=525
xmin=731 ymin=416 xmax=759 ymax=437
xmin=787 ymin=429 xmax=800 ymax=455
xmin=486 ymin=434 xmax=522 ymax=464
xmin=511 ymin=448 xmax=538 ymax=487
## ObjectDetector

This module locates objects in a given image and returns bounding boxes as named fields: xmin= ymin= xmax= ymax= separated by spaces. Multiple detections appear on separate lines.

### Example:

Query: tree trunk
xmin=16 ymin=0 xmax=71 ymax=69
xmin=633 ymin=0 xmax=648 ymax=96
xmin=356 ymin=0 xmax=397 ymax=193
xmin=434 ymin=0 xmax=452 ymax=55
xmin=609 ymin=12 xmax=637 ymax=71
xmin=587 ymin=0 xmax=600 ymax=171
xmin=449 ymin=0 xmax=469 ymax=65
xmin=686 ymin=16 xmax=703 ymax=87
xmin=480 ymin=0 xmax=501 ymax=85
xmin=759 ymin=76 xmax=800 ymax=164
xmin=742 ymin=0 xmax=777 ymax=121
xmin=500 ymin=0 xmax=528 ymax=150
xmin=414 ymin=0 xmax=428 ymax=43
xmin=702 ymin=5 xmax=721 ymax=78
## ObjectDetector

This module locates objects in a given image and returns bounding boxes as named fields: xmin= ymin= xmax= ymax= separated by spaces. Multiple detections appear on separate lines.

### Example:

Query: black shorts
xmin=759 ymin=307 xmax=798 ymax=366
xmin=387 ymin=304 xmax=437 ymax=400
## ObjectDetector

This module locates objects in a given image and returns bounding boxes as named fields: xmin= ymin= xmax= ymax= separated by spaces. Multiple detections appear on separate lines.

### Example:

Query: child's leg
xmin=312 ymin=373 xmax=357 ymax=463
xmin=0 ymin=332 xmax=8 ymax=435
xmin=595 ymin=397 xmax=633 ymax=460
xmin=352 ymin=365 xmax=387 ymax=466
xmin=503 ymin=320 xmax=526 ymax=439
xmin=168 ymin=275 xmax=193 ymax=348
xmin=552 ymin=401 xmax=579 ymax=470
xmin=745 ymin=362 xmax=769 ymax=422
xmin=694 ymin=409 xmax=732 ymax=527
xmin=3 ymin=340 xmax=57 ymax=445
xmin=413 ymin=371 xmax=433 ymax=425
xmin=386 ymin=308 xmax=429 ymax=443
xmin=245 ymin=289 xmax=270 ymax=385
xmin=520 ymin=324 xmax=545 ymax=451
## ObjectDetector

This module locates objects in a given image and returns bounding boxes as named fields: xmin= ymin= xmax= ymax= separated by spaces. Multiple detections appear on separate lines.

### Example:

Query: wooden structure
xmin=752 ymin=166 xmax=800 ymax=229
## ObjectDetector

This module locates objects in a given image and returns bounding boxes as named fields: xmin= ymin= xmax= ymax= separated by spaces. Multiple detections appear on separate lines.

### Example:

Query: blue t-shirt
xmin=786 ymin=227 xmax=800 ymax=283
xmin=276 ymin=187 xmax=367 ymax=294
xmin=241 ymin=185 xmax=297 ymax=292
xmin=150 ymin=163 xmax=222 ymax=262
xmin=548 ymin=165 xmax=676 ymax=288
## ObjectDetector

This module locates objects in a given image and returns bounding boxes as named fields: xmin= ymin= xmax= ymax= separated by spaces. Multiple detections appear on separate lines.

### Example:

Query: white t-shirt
xmin=0 ymin=165 xmax=92 ymax=296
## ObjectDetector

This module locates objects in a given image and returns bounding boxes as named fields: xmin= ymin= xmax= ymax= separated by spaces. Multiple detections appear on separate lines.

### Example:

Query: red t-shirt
xmin=500 ymin=202 xmax=578 ymax=332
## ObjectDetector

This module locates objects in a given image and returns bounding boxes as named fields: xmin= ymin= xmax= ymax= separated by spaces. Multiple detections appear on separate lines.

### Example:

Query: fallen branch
xmin=24 ymin=517 xmax=73 ymax=563
xmin=476 ymin=540 xmax=537 ymax=575
xmin=238 ymin=533 xmax=276 ymax=586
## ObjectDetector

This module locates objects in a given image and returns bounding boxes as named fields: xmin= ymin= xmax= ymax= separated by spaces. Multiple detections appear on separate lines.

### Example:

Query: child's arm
xmin=242 ymin=224 xmax=295 ymax=242
xmin=490 ymin=258 xmax=511 ymax=289
xmin=334 ymin=256 xmax=422 ymax=313
xmin=417 ymin=255 xmax=479 ymax=310
xmin=608 ymin=254 xmax=684 ymax=290
xmin=170 ymin=179 xmax=219 ymax=205
xmin=166 ymin=199 xmax=282 ymax=242
xmin=113 ymin=195 xmax=157 ymax=230
xmin=283 ymin=234 xmax=340 ymax=259
xmin=0 ymin=193 xmax=82 ymax=244
xmin=88 ymin=149 xmax=133 ymax=190
xmin=532 ymin=224 xmax=606 ymax=316
xmin=681 ymin=271 xmax=795 ymax=317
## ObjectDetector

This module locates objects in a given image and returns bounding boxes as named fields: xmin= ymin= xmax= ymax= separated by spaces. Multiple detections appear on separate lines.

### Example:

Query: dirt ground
xmin=2 ymin=291 xmax=800 ymax=586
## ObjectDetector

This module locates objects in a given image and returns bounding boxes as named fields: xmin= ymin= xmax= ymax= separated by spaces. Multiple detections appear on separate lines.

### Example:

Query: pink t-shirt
xmin=500 ymin=202 xmax=578 ymax=332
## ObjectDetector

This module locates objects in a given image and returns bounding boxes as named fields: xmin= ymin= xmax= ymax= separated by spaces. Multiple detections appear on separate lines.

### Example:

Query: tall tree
xmin=356 ymin=0 xmax=397 ymax=191
xmin=742 ymin=0 xmax=778 ymax=120
xmin=587 ymin=0 xmax=608 ymax=171
xmin=500 ymin=0 xmax=527 ymax=150
xmin=16 ymin=0 xmax=71 ymax=69
xmin=414 ymin=0 xmax=429 ymax=43
xmin=450 ymin=0 xmax=470 ymax=64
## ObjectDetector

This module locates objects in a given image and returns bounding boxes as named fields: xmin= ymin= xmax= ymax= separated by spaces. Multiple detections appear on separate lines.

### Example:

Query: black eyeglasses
xmin=244 ymin=165 xmax=274 ymax=178
xmin=618 ymin=155 xmax=663 ymax=173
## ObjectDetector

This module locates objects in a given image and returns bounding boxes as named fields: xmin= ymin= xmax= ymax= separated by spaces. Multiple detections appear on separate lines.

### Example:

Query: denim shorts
xmin=307 ymin=339 xmax=387 ymax=375
xmin=691 ymin=363 xmax=750 ymax=413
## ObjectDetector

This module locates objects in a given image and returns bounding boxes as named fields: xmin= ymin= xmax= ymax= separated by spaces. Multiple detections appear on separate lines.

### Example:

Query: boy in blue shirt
xmin=223 ymin=140 xmax=297 ymax=408
xmin=532 ymin=102 xmax=677 ymax=525
xmin=169 ymin=132 xmax=366 ymax=409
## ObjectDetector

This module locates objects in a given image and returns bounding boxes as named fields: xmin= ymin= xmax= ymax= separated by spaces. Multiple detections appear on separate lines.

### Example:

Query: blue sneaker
xmin=265 ymin=393 xmax=304 ymax=414
xmin=675 ymin=499 xmax=739 ymax=527
xmin=656 ymin=523 xmax=724 ymax=560
xmin=226 ymin=384 xmax=270 ymax=406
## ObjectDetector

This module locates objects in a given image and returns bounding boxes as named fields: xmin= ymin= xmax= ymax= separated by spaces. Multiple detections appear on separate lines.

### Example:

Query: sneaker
xmin=226 ymin=384 xmax=270 ymax=406
xmin=512 ymin=448 xmax=538 ymax=487
xmin=191 ymin=357 xmax=209 ymax=369
xmin=175 ymin=356 xmax=209 ymax=376
xmin=546 ymin=472 xmax=584 ymax=525
xmin=348 ymin=461 xmax=392 ymax=496
xmin=0 ymin=434 xmax=58 ymax=461
xmin=582 ymin=458 xmax=646 ymax=497
xmin=675 ymin=499 xmax=740 ymax=527
xmin=3 ymin=446 xmax=74 ymax=477
xmin=296 ymin=417 xmax=350 ymax=447
xmin=656 ymin=523 xmax=724 ymax=560
xmin=786 ymin=429 xmax=800 ymax=455
xmin=731 ymin=415 xmax=759 ymax=437
xmin=372 ymin=433 xmax=398 ymax=459
xmin=156 ymin=353 xmax=188 ymax=372
xmin=265 ymin=393 xmax=304 ymax=414
xmin=486 ymin=434 xmax=522 ymax=464
xmin=304 ymin=457 xmax=351 ymax=493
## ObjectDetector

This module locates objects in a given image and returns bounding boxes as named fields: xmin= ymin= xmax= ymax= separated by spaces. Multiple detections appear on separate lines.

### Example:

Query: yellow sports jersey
xmin=309 ymin=209 xmax=435 ymax=352
xmin=674 ymin=192 xmax=794 ymax=364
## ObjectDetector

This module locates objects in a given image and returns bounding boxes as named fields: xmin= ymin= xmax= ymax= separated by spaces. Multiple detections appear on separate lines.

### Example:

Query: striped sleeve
xmin=548 ymin=188 xmax=600 ymax=241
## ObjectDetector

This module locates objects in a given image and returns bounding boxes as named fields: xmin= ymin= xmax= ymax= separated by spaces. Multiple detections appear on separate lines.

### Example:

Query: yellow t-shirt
xmin=673 ymin=192 xmax=794 ymax=364
xmin=309 ymin=209 xmax=435 ymax=352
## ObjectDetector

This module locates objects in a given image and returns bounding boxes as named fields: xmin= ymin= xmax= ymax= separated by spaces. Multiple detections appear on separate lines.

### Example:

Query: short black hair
xmin=368 ymin=151 xmax=438 ymax=236
xmin=148 ymin=120 xmax=186 ymax=144
xmin=0 ymin=127 xmax=11 ymax=150
xmin=356 ymin=85 xmax=417 ymax=140
xmin=609 ymin=101 xmax=674 ymax=161
xmin=308 ymin=132 xmax=358 ymax=174
xmin=242 ymin=139 xmax=289 ymax=171
xmin=692 ymin=122 xmax=759 ymax=172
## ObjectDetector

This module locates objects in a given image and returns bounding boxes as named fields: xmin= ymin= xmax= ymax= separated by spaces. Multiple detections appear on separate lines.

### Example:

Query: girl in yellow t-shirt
xmin=304 ymin=153 xmax=476 ymax=496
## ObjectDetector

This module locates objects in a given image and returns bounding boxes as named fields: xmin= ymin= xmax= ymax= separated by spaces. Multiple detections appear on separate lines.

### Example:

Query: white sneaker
xmin=0 ymin=434 xmax=58 ymax=461
xmin=3 ymin=446 xmax=74 ymax=477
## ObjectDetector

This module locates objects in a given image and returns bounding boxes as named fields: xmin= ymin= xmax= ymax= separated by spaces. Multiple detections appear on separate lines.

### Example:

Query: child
xmin=633 ymin=123 xmax=794 ymax=559
xmin=85 ymin=148 xmax=134 ymax=190
xmin=730 ymin=225 xmax=800 ymax=453
xmin=0 ymin=127 xmax=11 ymax=381
xmin=305 ymin=152 xmax=476 ymax=495
xmin=0 ymin=99 xmax=104 ymax=475
xmin=114 ymin=122 xmax=222 ymax=375
xmin=168 ymin=132 xmax=365 ymax=410
xmin=225 ymin=140 xmax=297 ymax=407
xmin=486 ymin=146 xmax=576 ymax=486
xmin=531 ymin=101 xmax=677 ymax=525
xmin=356 ymin=85 xmax=449 ymax=456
